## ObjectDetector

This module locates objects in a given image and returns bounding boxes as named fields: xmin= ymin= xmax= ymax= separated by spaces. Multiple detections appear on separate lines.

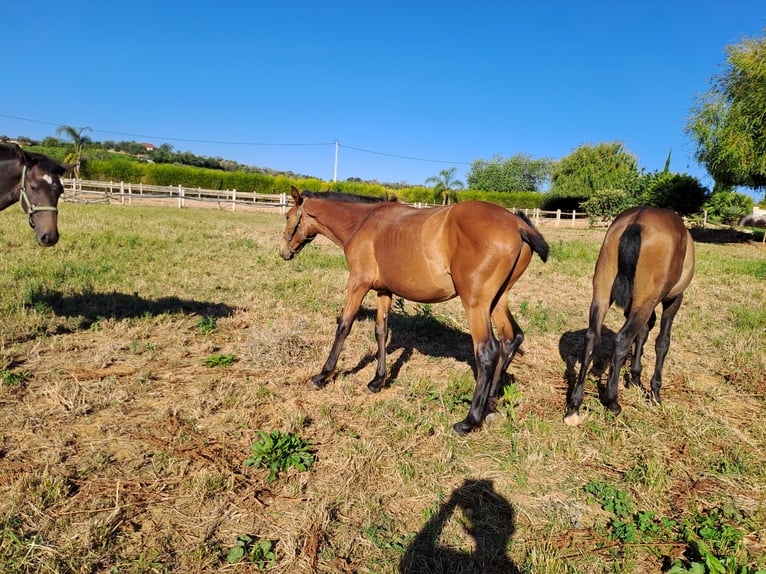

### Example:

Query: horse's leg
xmin=486 ymin=302 xmax=524 ymax=408
xmin=367 ymin=291 xmax=392 ymax=393
xmin=454 ymin=308 xmax=499 ymax=435
xmin=564 ymin=299 xmax=607 ymax=426
xmin=627 ymin=310 xmax=655 ymax=389
xmin=602 ymin=305 xmax=655 ymax=416
xmin=310 ymin=281 xmax=369 ymax=389
xmin=649 ymin=293 xmax=683 ymax=404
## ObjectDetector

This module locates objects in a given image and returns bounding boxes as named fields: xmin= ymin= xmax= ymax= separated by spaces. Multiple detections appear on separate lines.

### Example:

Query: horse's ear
xmin=60 ymin=163 xmax=76 ymax=175
xmin=290 ymin=186 xmax=303 ymax=205
xmin=10 ymin=143 xmax=27 ymax=163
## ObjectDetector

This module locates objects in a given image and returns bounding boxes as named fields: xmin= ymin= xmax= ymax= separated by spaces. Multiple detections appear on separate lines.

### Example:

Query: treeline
xmin=18 ymin=136 xmax=548 ymax=208
xmin=11 ymin=134 xmax=759 ymax=221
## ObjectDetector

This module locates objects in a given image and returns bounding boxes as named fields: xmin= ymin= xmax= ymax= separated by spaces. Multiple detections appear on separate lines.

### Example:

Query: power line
xmin=339 ymin=143 xmax=472 ymax=166
xmin=1 ymin=112 xmax=472 ymax=166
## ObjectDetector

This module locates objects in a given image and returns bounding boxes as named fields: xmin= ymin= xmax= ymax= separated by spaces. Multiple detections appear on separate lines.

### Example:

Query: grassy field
xmin=0 ymin=202 xmax=764 ymax=573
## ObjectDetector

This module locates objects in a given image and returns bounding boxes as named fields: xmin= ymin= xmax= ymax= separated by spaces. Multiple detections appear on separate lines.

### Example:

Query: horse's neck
xmin=0 ymin=161 xmax=21 ymax=211
xmin=308 ymin=200 xmax=378 ymax=246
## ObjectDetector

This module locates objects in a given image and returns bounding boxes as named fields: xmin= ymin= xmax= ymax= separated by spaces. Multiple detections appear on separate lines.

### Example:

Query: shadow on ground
xmin=399 ymin=478 xmax=519 ymax=574
xmin=343 ymin=307 xmax=476 ymax=383
xmin=33 ymin=289 xmax=236 ymax=328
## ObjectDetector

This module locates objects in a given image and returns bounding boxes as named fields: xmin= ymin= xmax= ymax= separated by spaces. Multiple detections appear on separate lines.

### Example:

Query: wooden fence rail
xmin=61 ymin=178 xmax=589 ymax=226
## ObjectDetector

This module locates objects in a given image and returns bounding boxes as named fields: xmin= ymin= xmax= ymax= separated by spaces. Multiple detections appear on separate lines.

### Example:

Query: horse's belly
xmin=374 ymin=264 xmax=456 ymax=303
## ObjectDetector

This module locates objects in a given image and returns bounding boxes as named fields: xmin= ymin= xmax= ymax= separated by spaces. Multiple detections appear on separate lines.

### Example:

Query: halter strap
xmin=284 ymin=205 xmax=316 ymax=254
xmin=19 ymin=164 xmax=59 ymax=217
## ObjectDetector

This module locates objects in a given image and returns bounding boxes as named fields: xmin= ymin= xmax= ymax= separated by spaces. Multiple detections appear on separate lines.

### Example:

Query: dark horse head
xmin=0 ymin=143 xmax=71 ymax=246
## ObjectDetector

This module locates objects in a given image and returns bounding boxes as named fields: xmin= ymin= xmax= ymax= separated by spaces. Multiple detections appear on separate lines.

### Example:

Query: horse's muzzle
xmin=279 ymin=238 xmax=295 ymax=260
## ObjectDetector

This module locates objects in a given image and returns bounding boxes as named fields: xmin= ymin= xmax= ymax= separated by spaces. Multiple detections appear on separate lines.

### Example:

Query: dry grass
xmin=0 ymin=203 xmax=764 ymax=573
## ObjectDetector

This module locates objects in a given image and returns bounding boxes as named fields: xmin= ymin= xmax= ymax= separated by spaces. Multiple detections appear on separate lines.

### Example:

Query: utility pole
xmin=334 ymin=139 xmax=339 ymax=182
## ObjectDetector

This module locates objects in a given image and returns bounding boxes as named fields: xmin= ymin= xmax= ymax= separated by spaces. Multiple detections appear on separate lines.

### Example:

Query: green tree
xmin=686 ymin=30 xmax=766 ymax=197
xmin=467 ymin=153 xmax=551 ymax=193
xmin=547 ymin=142 xmax=641 ymax=209
xmin=425 ymin=167 xmax=464 ymax=205
xmin=639 ymin=172 xmax=710 ymax=215
xmin=56 ymin=125 xmax=93 ymax=179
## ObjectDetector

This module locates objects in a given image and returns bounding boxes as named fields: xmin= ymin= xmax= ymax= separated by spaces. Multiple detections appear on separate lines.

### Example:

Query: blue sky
xmin=2 ymin=1 xmax=764 ymax=198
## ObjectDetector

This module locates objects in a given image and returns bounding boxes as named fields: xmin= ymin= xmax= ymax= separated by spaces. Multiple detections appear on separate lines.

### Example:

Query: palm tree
xmin=56 ymin=125 xmax=93 ymax=179
xmin=425 ymin=167 xmax=464 ymax=205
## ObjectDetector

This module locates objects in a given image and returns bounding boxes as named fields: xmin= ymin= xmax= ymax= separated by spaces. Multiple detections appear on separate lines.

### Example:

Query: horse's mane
xmin=302 ymin=190 xmax=397 ymax=203
xmin=0 ymin=143 xmax=68 ymax=174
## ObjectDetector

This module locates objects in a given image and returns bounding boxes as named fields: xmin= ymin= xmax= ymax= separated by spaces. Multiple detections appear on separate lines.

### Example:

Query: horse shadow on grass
xmin=558 ymin=326 xmax=618 ymax=406
xmin=399 ymin=478 xmax=519 ymax=574
xmin=341 ymin=306 xmax=477 ymax=385
xmin=31 ymin=289 xmax=235 ymax=330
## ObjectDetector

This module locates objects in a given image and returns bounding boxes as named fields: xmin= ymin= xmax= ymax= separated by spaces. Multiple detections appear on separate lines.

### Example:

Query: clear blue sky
xmin=2 ymin=1 xmax=764 ymax=197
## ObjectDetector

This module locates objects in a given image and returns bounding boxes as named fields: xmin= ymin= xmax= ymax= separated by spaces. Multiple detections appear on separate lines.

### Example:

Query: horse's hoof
xmin=453 ymin=419 xmax=477 ymax=435
xmin=308 ymin=379 xmax=326 ymax=390
xmin=366 ymin=381 xmax=383 ymax=394
xmin=606 ymin=402 xmax=622 ymax=417
xmin=563 ymin=412 xmax=581 ymax=427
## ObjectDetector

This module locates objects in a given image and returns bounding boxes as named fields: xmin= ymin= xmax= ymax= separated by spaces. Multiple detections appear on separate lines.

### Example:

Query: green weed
xmin=200 ymin=353 xmax=237 ymax=368
xmin=197 ymin=315 xmax=217 ymax=335
xmin=226 ymin=535 xmax=276 ymax=567
xmin=245 ymin=430 xmax=314 ymax=482
xmin=0 ymin=369 xmax=31 ymax=387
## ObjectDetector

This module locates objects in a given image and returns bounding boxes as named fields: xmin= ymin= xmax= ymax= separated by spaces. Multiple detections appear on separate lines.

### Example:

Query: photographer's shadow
xmin=399 ymin=479 xmax=519 ymax=574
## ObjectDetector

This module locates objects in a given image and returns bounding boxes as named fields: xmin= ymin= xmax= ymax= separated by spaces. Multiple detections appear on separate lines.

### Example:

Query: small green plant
xmin=245 ymin=430 xmax=314 ymax=482
xmin=0 ymin=369 xmax=31 ymax=387
xmin=501 ymin=381 xmax=522 ymax=423
xmin=200 ymin=353 xmax=237 ymax=368
xmin=226 ymin=535 xmax=276 ymax=567
xmin=197 ymin=315 xmax=217 ymax=335
xmin=437 ymin=372 xmax=474 ymax=413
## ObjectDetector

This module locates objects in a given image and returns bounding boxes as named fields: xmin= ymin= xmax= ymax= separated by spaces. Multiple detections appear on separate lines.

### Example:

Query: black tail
xmin=515 ymin=211 xmax=549 ymax=262
xmin=611 ymin=223 xmax=642 ymax=309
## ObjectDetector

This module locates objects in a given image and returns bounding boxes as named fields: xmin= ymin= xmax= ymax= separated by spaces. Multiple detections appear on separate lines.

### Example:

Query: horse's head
xmin=279 ymin=186 xmax=316 ymax=260
xmin=17 ymin=149 xmax=71 ymax=247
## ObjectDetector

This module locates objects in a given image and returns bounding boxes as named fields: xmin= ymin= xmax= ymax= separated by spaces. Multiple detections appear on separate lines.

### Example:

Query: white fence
xmin=61 ymin=178 xmax=589 ymax=226
xmin=62 ymin=178 xmax=288 ymax=212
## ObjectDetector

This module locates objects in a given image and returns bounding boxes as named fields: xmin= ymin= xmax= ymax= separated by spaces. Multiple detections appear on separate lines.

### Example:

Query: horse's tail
xmin=611 ymin=223 xmax=642 ymax=309
xmin=515 ymin=211 xmax=549 ymax=262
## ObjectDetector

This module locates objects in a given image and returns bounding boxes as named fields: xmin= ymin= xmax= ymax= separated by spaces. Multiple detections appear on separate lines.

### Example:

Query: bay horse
xmin=280 ymin=187 xmax=549 ymax=435
xmin=0 ymin=143 xmax=70 ymax=246
xmin=564 ymin=206 xmax=695 ymax=426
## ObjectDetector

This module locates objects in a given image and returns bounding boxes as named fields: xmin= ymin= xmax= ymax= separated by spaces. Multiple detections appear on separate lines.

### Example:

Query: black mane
xmin=302 ymin=190 xmax=397 ymax=203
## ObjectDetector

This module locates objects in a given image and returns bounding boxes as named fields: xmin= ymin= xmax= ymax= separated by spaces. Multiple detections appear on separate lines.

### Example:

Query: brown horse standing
xmin=280 ymin=187 xmax=549 ymax=434
xmin=0 ymin=143 xmax=70 ymax=246
xmin=564 ymin=206 xmax=695 ymax=426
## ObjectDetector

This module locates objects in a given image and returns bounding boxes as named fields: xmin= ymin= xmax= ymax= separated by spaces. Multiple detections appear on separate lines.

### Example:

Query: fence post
xmin=178 ymin=185 xmax=184 ymax=208
xmin=572 ymin=210 xmax=576 ymax=228
xmin=556 ymin=209 xmax=561 ymax=227
xmin=280 ymin=192 xmax=287 ymax=214
xmin=127 ymin=182 xmax=132 ymax=205
xmin=232 ymin=188 xmax=236 ymax=212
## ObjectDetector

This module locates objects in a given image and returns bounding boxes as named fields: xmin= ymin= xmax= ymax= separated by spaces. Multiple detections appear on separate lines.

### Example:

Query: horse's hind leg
xmin=650 ymin=294 xmax=684 ymax=404
xmin=489 ymin=302 xmax=524 ymax=398
xmin=367 ymin=291 xmax=392 ymax=393
xmin=604 ymin=305 xmax=655 ymax=415
xmin=454 ymin=307 xmax=499 ymax=435
xmin=564 ymin=300 xmax=607 ymax=426
xmin=627 ymin=310 xmax=655 ymax=389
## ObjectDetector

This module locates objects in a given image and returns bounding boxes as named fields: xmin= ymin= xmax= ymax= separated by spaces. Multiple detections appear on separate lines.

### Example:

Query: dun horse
xmin=0 ymin=143 xmax=70 ymax=246
xmin=564 ymin=206 xmax=695 ymax=426
xmin=280 ymin=187 xmax=549 ymax=435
